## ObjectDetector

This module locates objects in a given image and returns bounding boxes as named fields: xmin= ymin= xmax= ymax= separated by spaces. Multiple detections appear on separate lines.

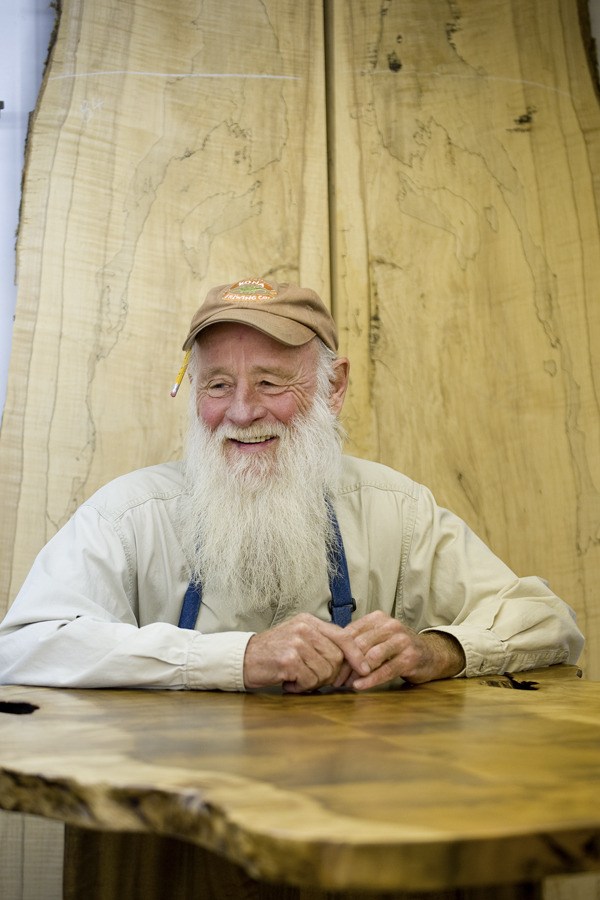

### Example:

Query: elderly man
xmin=0 ymin=279 xmax=584 ymax=692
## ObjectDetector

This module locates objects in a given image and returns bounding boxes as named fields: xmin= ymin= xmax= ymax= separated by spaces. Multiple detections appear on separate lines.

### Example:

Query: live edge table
xmin=0 ymin=667 xmax=598 ymax=900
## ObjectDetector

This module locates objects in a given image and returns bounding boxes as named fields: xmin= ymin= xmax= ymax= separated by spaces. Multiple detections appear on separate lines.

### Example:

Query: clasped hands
xmin=243 ymin=611 xmax=465 ymax=693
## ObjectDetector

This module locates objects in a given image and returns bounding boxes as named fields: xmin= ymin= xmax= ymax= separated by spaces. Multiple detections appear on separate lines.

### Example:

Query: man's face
xmin=194 ymin=322 xmax=321 ymax=465
xmin=184 ymin=322 xmax=347 ymax=614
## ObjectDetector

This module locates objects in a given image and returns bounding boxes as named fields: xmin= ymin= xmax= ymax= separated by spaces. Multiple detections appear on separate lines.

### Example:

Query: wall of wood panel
xmin=0 ymin=1 xmax=599 ymax=899
xmin=2 ymin=0 xmax=598 ymax=673
xmin=0 ymin=0 xmax=329 ymax=612
xmin=330 ymin=0 xmax=600 ymax=682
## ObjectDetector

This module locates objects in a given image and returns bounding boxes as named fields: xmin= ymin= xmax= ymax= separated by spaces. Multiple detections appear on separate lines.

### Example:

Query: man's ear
xmin=328 ymin=357 xmax=350 ymax=416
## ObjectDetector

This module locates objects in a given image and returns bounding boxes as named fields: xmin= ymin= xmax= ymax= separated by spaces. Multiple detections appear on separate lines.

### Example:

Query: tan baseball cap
xmin=182 ymin=278 xmax=338 ymax=352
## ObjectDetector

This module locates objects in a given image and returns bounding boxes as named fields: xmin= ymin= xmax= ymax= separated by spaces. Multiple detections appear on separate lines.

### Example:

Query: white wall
xmin=0 ymin=1 xmax=55 ymax=422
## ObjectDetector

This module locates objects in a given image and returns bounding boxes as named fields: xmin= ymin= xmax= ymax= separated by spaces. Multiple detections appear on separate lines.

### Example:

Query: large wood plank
xmin=0 ymin=0 xmax=329 ymax=616
xmin=0 ymin=668 xmax=597 ymax=897
xmin=329 ymin=0 xmax=600 ymax=680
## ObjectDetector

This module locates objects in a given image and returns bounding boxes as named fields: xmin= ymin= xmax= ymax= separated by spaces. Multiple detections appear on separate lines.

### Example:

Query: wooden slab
xmin=329 ymin=0 xmax=600 ymax=679
xmin=0 ymin=0 xmax=329 ymax=616
xmin=0 ymin=668 xmax=598 ymax=894
xmin=2 ymin=0 xmax=598 ymax=677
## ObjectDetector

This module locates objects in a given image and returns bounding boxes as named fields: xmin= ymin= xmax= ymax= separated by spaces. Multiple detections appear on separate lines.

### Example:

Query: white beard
xmin=178 ymin=392 xmax=344 ymax=618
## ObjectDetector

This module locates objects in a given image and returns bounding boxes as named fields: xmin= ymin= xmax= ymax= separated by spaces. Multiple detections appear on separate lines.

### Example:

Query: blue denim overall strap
xmin=177 ymin=498 xmax=355 ymax=629
xmin=178 ymin=580 xmax=203 ymax=630
xmin=324 ymin=496 xmax=356 ymax=627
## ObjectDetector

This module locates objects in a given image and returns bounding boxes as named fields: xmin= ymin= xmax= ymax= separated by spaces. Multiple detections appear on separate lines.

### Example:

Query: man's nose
xmin=225 ymin=383 xmax=266 ymax=427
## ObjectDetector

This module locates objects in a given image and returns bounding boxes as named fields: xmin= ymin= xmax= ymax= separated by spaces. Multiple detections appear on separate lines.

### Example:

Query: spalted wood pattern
xmin=0 ymin=668 xmax=598 ymax=897
xmin=329 ymin=0 xmax=600 ymax=679
xmin=1 ymin=0 xmax=598 ymax=676
xmin=0 ymin=0 xmax=329 ymax=613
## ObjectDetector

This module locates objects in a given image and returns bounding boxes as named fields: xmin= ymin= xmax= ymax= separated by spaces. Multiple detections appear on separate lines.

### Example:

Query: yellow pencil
xmin=170 ymin=350 xmax=191 ymax=397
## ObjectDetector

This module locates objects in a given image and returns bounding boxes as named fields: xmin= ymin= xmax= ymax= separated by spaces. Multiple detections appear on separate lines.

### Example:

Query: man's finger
xmin=322 ymin=624 xmax=371 ymax=677
xmin=351 ymin=656 xmax=404 ymax=691
xmin=332 ymin=659 xmax=353 ymax=688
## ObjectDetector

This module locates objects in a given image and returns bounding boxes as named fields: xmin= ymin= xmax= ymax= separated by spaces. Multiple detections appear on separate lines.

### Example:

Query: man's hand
xmin=333 ymin=611 xmax=466 ymax=690
xmin=243 ymin=612 xmax=371 ymax=692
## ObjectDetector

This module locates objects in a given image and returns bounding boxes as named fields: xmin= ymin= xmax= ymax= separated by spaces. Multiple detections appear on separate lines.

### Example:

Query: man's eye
xmin=207 ymin=382 xmax=229 ymax=396
xmin=259 ymin=380 xmax=284 ymax=392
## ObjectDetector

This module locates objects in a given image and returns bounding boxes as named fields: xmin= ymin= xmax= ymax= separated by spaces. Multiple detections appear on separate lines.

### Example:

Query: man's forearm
xmin=417 ymin=630 xmax=466 ymax=681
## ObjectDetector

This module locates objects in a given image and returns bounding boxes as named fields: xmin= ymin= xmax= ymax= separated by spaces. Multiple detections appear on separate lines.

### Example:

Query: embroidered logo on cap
xmin=223 ymin=279 xmax=277 ymax=303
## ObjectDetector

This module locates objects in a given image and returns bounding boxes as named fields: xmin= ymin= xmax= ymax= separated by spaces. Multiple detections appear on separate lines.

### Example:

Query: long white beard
xmin=179 ymin=393 xmax=343 ymax=618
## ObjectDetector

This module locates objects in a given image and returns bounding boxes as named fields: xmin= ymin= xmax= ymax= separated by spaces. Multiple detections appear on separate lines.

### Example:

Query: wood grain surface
xmin=0 ymin=667 xmax=598 ymax=895
xmin=329 ymin=0 xmax=600 ymax=680
xmin=3 ymin=2 xmax=598 ymax=677
xmin=0 ymin=0 xmax=329 ymax=615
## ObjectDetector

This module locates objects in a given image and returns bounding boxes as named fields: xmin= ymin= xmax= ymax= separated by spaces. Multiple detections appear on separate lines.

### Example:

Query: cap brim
xmin=183 ymin=308 xmax=316 ymax=351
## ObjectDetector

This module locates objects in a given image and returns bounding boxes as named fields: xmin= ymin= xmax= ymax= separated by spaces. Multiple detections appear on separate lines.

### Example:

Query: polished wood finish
xmin=0 ymin=667 xmax=597 ymax=898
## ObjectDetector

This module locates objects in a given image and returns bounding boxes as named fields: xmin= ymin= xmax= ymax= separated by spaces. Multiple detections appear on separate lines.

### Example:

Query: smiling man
xmin=0 ymin=279 xmax=584 ymax=691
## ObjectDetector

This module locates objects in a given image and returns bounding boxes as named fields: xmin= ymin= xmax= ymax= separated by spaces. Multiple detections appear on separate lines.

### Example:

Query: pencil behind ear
xmin=170 ymin=350 xmax=191 ymax=397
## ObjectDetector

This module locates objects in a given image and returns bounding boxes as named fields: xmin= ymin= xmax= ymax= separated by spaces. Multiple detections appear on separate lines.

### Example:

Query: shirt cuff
xmin=422 ymin=624 xmax=569 ymax=678
xmin=420 ymin=625 xmax=507 ymax=678
xmin=185 ymin=631 xmax=254 ymax=691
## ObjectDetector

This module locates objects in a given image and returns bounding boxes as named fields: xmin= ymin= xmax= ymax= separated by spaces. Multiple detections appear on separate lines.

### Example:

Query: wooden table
xmin=0 ymin=666 xmax=598 ymax=899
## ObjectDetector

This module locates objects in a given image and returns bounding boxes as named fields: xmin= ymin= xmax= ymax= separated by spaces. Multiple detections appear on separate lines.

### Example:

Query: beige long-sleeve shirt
xmin=0 ymin=456 xmax=583 ymax=690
